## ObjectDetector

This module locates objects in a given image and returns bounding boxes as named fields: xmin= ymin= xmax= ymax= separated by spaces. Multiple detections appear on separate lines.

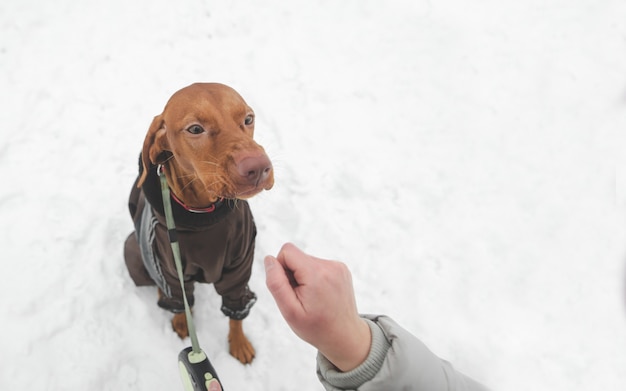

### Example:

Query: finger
xmin=275 ymin=243 xmax=314 ymax=285
xmin=264 ymin=255 xmax=303 ymax=321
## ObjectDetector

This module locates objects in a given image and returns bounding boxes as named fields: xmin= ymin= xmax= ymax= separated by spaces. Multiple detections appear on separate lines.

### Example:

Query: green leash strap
xmin=158 ymin=165 xmax=202 ymax=354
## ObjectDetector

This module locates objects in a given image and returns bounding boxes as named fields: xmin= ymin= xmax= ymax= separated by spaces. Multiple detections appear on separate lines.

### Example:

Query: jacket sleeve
xmin=316 ymin=315 xmax=490 ymax=391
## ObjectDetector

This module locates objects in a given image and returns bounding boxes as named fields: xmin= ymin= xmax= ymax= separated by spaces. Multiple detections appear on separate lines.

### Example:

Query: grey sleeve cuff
xmin=316 ymin=318 xmax=391 ymax=390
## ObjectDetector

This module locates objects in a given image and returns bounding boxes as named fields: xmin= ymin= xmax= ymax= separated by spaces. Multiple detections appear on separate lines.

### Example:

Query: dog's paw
xmin=171 ymin=312 xmax=189 ymax=339
xmin=228 ymin=330 xmax=255 ymax=364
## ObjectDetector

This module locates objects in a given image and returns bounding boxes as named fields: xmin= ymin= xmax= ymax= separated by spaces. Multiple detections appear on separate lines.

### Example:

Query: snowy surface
xmin=2 ymin=1 xmax=626 ymax=390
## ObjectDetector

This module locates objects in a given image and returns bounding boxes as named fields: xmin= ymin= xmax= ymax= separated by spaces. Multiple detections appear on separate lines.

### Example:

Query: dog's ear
xmin=137 ymin=114 xmax=168 ymax=187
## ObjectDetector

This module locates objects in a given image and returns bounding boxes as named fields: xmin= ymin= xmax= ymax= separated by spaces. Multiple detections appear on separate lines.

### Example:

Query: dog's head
xmin=138 ymin=83 xmax=274 ymax=205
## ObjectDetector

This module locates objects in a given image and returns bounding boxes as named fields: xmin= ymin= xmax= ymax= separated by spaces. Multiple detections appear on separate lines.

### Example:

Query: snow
xmin=1 ymin=0 xmax=626 ymax=389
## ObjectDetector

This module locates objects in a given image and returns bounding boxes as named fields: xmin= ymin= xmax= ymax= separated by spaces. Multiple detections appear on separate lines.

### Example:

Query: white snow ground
xmin=1 ymin=1 xmax=626 ymax=390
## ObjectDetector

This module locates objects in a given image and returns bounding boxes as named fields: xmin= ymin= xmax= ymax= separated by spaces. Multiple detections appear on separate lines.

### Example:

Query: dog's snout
xmin=237 ymin=155 xmax=273 ymax=187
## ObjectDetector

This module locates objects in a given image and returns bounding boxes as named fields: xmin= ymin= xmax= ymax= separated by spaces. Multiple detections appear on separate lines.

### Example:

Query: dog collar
xmin=170 ymin=191 xmax=224 ymax=214
xmin=158 ymin=164 xmax=224 ymax=214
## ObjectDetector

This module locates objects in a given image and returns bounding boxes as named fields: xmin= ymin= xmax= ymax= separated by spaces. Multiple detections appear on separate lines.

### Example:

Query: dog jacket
xmin=123 ymin=158 xmax=257 ymax=320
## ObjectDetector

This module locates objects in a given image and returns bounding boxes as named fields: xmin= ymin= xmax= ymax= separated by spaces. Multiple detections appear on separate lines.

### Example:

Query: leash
xmin=158 ymin=165 xmax=224 ymax=391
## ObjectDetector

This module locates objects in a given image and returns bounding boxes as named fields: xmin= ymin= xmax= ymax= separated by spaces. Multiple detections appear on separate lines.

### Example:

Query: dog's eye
xmin=244 ymin=115 xmax=254 ymax=126
xmin=186 ymin=125 xmax=204 ymax=134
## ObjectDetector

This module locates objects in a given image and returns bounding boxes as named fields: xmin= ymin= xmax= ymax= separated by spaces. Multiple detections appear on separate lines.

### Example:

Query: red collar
xmin=170 ymin=191 xmax=223 ymax=214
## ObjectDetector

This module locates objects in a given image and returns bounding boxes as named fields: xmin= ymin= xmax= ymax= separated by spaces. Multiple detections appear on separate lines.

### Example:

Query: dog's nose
xmin=236 ymin=154 xmax=273 ymax=187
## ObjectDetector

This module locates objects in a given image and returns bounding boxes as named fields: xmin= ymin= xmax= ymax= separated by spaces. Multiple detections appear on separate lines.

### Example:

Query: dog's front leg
xmin=171 ymin=312 xmax=189 ymax=339
xmin=228 ymin=319 xmax=255 ymax=364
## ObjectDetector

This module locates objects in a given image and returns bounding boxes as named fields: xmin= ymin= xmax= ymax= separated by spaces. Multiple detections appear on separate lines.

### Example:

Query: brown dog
xmin=123 ymin=83 xmax=273 ymax=364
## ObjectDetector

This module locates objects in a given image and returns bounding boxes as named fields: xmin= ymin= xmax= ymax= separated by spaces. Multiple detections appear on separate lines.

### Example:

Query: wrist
xmin=316 ymin=318 xmax=391 ymax=390
xmin=320 ymin=318 xmax=372 ymax=372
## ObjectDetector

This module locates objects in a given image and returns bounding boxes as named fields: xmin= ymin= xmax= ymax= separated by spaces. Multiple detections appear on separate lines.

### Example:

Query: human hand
xmin=264 ymin=243 xmax=371 ymax=372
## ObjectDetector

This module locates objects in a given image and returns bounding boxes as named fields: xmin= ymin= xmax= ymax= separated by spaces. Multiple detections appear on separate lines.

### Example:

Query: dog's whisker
xmin=200 ymin=160 xmax=222 ymax=168
xmin=181 ymin=177 xmax=198 ymax=192
xmin=203 ymin=180 xmax=224 ymax=194
xmin=162 ymin=154 xmax=176 ymax=164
